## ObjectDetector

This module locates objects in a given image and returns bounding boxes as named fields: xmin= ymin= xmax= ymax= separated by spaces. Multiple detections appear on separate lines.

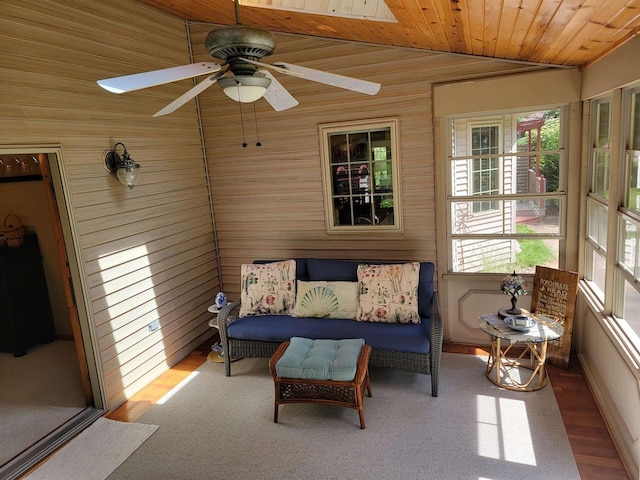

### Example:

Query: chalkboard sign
xmin=530 ymin=266 xmax=579 ymax=370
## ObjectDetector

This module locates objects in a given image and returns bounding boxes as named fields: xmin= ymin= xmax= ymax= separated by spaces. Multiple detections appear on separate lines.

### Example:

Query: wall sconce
xmin=104 ymin=142 xmax=141 ymax=189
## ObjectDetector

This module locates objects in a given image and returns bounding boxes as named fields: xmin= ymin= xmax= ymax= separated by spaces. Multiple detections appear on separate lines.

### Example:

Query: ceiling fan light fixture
xmin=218 ymin=75 xmax=271 ymax=103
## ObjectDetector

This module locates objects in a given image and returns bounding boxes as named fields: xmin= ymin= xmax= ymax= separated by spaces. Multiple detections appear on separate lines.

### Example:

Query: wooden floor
xmin=107 ymin=339 xmax=631 ymax=480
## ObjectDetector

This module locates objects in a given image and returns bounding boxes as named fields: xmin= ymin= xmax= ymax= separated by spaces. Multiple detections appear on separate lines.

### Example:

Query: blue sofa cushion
xmin=417 ymin=262 xmax=435 ymax=320
xmin=307 ymin=258 xmax=359 ymax=282
xmin=228 ymin=315 xmax=430 ymax=354
xmin=275 ymin=337 xmax=364 ymax=381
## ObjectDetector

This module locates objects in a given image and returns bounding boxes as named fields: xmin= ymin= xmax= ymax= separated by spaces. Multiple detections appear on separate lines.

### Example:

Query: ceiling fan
xmin=96 ymin=3 xmax=381 ymax=117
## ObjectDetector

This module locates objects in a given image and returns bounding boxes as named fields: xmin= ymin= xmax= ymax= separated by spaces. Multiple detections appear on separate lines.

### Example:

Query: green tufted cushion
xmin=275 ymin=337 xmax=364 ymax=381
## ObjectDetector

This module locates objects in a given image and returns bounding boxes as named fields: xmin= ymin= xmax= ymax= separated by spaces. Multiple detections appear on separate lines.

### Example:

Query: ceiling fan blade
xmin=153 ymin=73 xmax=222 ymax=117
xmin=240 ymin=58 xmax=305 ymax=78
xmin=261 ymin=71 xmax=299 ymax=111
xmin=272 ymin=62 xmax=380 ymax=96
xmin=241 ymin=58 xmax=379 ymax=95
xmin=97 ymin=62 xmax=222 ymax=94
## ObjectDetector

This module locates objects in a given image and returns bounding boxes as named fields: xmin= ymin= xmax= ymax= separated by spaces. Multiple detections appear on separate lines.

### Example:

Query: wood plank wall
xmin=0 ymin=0 xmax=557 ymax=409
xmin=188 ymin=22 xmax=549 ymax=300
xmin=0 ymin=0 xmax=221 ymax=409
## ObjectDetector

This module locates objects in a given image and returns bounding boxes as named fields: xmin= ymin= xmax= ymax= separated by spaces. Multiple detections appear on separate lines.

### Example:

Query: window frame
xmin=582 ymin=83 xmax=640 ymax=358
xmin=613 ymin=86 xmax=640 ymax=331
xmin=584 ymin=96 xmax=613 ymax=299
xmin=468 ymin=122 xmax=502 ymax=214
xmin=445 ymin=108 xmax=568 ymax=273
xmin=319 ymin=117 xmax=402 ymax=233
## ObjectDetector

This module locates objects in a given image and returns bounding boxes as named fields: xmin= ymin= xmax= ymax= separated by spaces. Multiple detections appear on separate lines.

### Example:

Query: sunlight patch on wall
xmin=98 ymin=244 xmax=153 ymax=271
xmin=98 ymin=245 xmax=157 ymax=303
xmin=239 ymin=0 xmax=398 ymax=23
xmin=98 ymin=244 xmax=163 ymax=355
xmin=476 ymin=395 xmax=537 ymax=466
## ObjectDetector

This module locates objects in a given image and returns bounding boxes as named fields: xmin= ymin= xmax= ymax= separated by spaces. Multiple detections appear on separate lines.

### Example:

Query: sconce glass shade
xmin=116 ymin=164 xmax=141 ymax=189
xmin=104 ymin=143 xmax=141 ymax=189
xmin=218 ymin=75 xmax=271 ymax=103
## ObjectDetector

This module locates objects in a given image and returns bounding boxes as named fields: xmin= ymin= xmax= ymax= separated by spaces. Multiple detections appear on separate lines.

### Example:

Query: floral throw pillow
xmin=239 ymin=260 xmax=296 ymax=317
xmin=293 ymin=281 xmax=359 ymax=319
xmin=356 ymin=263 xmax=421 ymax=324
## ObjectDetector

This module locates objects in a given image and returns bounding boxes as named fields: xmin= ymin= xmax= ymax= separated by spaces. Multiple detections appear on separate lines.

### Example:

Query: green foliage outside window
xmin=515 ymin=224 xmax=555 ymax=268
xmin=480 ymin=224 xmax=556 ymax=273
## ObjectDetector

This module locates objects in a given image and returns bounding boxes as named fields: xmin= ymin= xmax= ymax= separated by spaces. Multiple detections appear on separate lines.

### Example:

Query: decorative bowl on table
xmin=504 ymin=315 xmax=537 ymax=332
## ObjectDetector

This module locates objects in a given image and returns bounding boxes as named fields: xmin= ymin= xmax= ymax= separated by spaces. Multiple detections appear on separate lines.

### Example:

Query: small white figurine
xmin=214 ymin=292 xmax=227 ymax=308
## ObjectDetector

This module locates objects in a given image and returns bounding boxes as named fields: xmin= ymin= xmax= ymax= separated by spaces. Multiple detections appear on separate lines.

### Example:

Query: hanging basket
xmin=2 ymin=214 xmax=24 ymax=248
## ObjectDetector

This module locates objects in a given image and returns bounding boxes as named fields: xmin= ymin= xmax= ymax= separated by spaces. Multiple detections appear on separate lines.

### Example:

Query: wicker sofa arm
xmin=431 ymin=290 xmax=443 ymax=339
xmin=217 ymin=300 xmax=241 ymax=373
xmin=429 ymin=291 xmax=443 ymax=397
xmin=218 ymin=300 xmax=240 ymax=337
xmin=217 ymin=299 xmax=241 ymax=331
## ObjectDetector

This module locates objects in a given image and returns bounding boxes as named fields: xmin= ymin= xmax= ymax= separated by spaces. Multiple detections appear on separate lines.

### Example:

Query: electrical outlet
xmin=148 ymin=319 xmax=160 ymax=332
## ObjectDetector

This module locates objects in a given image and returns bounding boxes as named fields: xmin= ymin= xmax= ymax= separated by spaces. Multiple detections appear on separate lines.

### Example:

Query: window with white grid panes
xmin=585 ymin=97 xmax=612 ymax=301
xmin=612 ymin=87 xmax=640 ymax=346
xmin=447 ymin=109 xmax=565 ymax=273
xmin=319 ymin=118 xmax=402 ymax=232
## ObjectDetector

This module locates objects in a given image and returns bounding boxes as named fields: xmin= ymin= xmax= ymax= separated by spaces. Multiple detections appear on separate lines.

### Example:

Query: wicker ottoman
xmin=269 ymin=340 xmax=372 ymax=429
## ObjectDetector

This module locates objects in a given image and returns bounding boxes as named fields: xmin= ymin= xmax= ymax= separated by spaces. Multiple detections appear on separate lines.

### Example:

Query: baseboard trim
xmin=578 ymin=351 xmax=638 ymax=480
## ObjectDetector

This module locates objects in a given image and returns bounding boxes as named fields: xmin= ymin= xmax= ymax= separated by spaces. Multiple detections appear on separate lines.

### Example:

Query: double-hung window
xmin=601 ymin=85 xmax=640 ymax=347
xmin=585 ymin=97 xmax=612 ymax=300
xmin=447 ymin=109 xmax=566 ymax=273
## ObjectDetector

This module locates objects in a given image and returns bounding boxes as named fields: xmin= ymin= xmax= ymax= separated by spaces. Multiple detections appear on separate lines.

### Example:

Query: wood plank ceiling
xmin=136 ymin=0 xmax=640 ymax=68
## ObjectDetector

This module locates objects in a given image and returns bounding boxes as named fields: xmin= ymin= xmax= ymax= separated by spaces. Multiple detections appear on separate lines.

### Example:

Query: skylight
xmin=239 ymin=0 xmax=398 ymax=23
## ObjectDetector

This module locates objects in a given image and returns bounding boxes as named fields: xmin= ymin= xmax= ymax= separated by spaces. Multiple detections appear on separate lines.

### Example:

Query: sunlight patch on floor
xmin=156 ymin=371 xmax=199 ymax=405
xmin=476 ymin=394 xmax=537 ymax=466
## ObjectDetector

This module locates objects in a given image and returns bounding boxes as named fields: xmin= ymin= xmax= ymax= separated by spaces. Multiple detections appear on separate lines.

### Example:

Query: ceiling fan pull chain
xmin=234 ymin=0 xmax=241 ymax=25
xmin=237 ymin=87 xmax=248 ymax=148
xmin=253 ymin=103 xmax=262 ymax=147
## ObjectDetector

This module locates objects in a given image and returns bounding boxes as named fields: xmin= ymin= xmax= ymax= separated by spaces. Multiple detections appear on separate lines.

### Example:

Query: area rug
xmin=107 ymin=352 xmax=581 ymax=480
xmin=23 ymin=417 xmax=158 ymax=480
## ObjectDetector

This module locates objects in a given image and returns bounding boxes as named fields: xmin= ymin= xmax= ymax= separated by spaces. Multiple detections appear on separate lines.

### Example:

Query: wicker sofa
xmin=217 ymin=258 xmax=443 ymax=396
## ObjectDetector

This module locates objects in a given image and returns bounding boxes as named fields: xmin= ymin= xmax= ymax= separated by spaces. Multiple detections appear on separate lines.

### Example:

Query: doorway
xmin=0 ymin=148 xmax=103 ymax=479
